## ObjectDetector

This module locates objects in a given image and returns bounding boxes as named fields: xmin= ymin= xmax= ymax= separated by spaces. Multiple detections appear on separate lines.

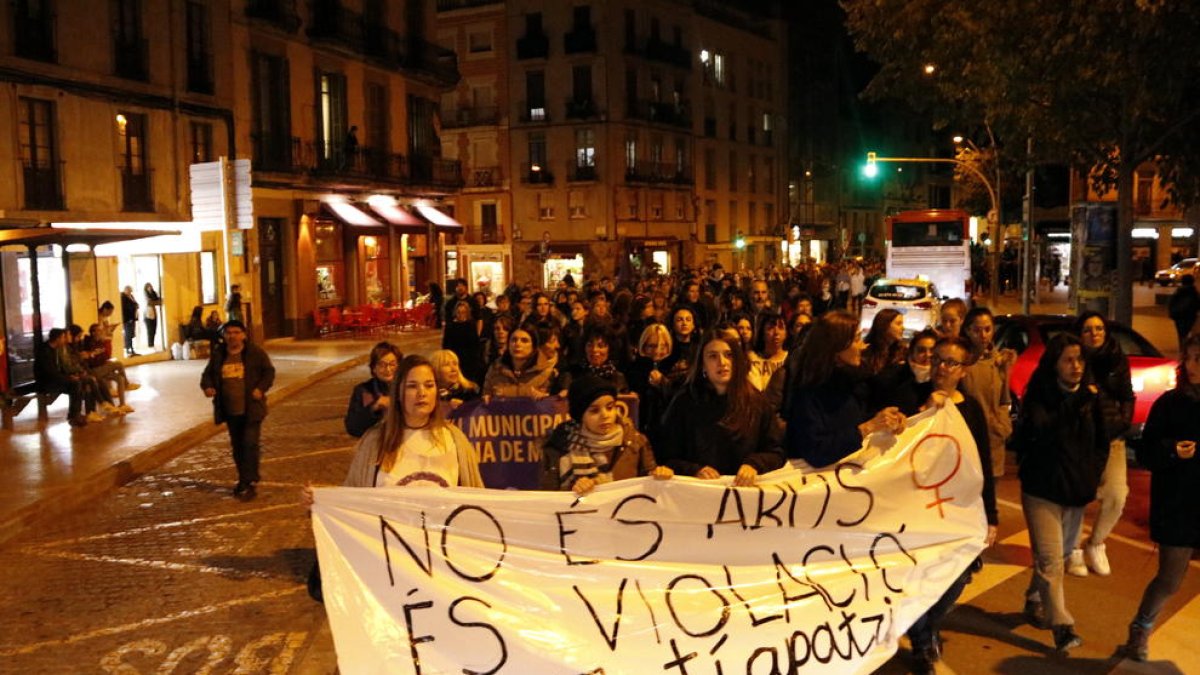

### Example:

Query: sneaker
xmin=1052 ymin=625 xmax=1082 ymax=652
xmin=68 ymin=415 xmax=87 ymax=427
xmin=100 ymin=402 xmax=119 ymax=415
xmin=233 ymin=481 xmax=248 ymax=497
xmin=85 ymin=411 xmax=106 ymax=423
xmin=1123 ymin=623 xmax=1149 ymax=662
xmin=118 ymin=404 xmax=135 ymax=414
xmin=1066 ymin=548 xmax=1089 ymax=577
xmin=1084 ymin=542 xmax=1111 ymax=576
xmin=125 ymin=382 xmax=141 ymax=391
xmin=1023 ymin=599 xmax=1047 ymax=629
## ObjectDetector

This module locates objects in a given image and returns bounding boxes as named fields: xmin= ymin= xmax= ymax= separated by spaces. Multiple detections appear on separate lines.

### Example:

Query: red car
xmin=994 ymin=314 xmax=1176 ymax=437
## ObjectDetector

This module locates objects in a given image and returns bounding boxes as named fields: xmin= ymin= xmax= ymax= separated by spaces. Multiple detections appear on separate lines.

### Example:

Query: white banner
xmin=313 ymin=404 xmax=986 ymax=674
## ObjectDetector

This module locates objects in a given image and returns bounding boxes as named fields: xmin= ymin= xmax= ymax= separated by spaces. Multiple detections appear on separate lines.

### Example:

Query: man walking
xmin=201 ymin=320 xmax=275 ymax=499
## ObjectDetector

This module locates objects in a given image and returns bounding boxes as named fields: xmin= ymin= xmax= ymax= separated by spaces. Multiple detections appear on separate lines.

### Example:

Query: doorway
xmin=130 ymin=255 xmax=163 ymax=353
xmin=259 ymin=218 xmax=286 ymax=338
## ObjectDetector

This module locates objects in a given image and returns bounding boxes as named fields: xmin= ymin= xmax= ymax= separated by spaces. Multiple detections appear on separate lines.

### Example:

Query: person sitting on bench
xmin=35 ymin=328 xmax=94 ymax=427
xmin=78 ymin=324 xmax=137 ymax=414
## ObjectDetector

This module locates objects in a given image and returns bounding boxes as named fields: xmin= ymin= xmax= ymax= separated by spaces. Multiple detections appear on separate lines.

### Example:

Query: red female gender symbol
xmin=909 ymin=433 xmax=963 ymax=518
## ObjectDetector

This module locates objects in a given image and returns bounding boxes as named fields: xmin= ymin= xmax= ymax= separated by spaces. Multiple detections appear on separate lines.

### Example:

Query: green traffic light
xmin=862 ymin=163 xmax=878 ymax=178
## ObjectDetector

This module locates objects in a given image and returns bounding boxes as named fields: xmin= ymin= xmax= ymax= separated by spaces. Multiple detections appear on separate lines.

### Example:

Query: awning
xmin=0 ymin=226 xmax=182 ymax=249
xmin=321 ymin=201 xmax=383 ymax=227
xmin=413 ymin=204 xmax=463 ymax=230
xmin=368 ymin=201 xmax=424 ymax=227
xmin=525 ymin=243 xmax=590 ymax=259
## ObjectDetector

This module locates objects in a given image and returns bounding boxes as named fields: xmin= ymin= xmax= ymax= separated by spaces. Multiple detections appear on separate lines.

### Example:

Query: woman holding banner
xmin=1012 ymin=333 xmax=1124 ymax=653
xmin=656 ymin=331 xmax=784 ymax=486
xmin=784 ymin=311 xmax=906 ymax=469
xmin=482 ymin=324 xmax=556 ymax=401
xmin=544 ymin=375 xmax=671 ymax=493
xmin=429 ymin=350 xmax=480 ymax=409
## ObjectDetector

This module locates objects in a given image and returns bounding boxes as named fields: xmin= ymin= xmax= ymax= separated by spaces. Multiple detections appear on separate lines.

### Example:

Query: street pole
xmin=1021 ymin=137 xmax=1035 ymax=315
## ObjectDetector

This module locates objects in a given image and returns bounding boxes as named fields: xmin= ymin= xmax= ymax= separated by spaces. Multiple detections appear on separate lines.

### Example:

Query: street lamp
xmin=864 ymin=152 xmax=1002 ymax=303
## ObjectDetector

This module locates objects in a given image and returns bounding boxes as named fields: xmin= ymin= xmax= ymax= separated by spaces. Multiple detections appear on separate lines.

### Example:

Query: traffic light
xmin=862 ymin=152 xmax=879 ymax=178
xmin=734 ymin=231 xmax=746 ymax=249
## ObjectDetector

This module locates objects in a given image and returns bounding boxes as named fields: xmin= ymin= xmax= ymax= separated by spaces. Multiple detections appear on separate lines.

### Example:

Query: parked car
xmin=860 ymin=278 xmax=941 ymax=336
xmin=994 ymin=314 xmax=1175 ymax=438
xmin=1156 ymin=258 xmax=1197 ymax=286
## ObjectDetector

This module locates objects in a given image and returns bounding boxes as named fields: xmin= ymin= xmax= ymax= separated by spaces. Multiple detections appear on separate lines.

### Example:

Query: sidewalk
xmin=0 ymin=329 xmax=442 ymax=544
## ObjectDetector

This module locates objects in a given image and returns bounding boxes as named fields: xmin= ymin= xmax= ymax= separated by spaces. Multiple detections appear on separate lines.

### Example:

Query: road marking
xmin=22 ymin=503 xmax=296 ymax=547
xmin=0 ymin=586 xmax=305 ymax=657
xmin=958 ymin=529 xmax=1031 ymax=604
xmin=21 ymin=547 xmax=288 ymax=579
xmin=1141 ymin=591 xmax=1200 ymax=667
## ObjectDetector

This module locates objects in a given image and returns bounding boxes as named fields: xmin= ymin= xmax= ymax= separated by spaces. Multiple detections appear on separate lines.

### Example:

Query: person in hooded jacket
xmin=1012 ymin=332 xmax=1126 ymax=653
xmin=1065 ymin=311 xmax=1135 ymax=578
xmin=1122 ymin=335 xmax=1200 ymax=662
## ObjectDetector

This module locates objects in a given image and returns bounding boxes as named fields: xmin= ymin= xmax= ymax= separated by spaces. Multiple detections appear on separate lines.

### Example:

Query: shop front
xmin=623 ymin=237 xmax=681 ymax=279
xmin=457 ymin=244 xmax=511 ymax=304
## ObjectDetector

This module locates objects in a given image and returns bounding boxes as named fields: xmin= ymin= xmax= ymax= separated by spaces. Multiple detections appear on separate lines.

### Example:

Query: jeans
xmin=123 ymin=320 xmax=137 ymax=353
xmin=1022 ymin=492 xmax=1085 ymax=627
xmin=225 ymin=415 xmax=263 ymax=485
xmin=908 ymin=567 xmax=973 ymax=649
xmin=1133 ymin=545 xmax=1195 ymax=629
xmin=1075 ymin=438 xmax=1129 ymax=549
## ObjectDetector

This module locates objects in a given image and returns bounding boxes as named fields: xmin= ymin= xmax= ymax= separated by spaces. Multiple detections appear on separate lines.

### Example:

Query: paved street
xmin=0 ymin=293 xmax=1197 ymax=674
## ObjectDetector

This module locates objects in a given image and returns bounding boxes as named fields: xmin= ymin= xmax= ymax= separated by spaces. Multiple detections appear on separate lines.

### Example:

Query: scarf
xmin=585 ymin=361 xmax=619 ymax=381
xmin=561 ymin=421 xmax=625 ymax=488
xmin=910 ymin=362 xmax=932 ymax=383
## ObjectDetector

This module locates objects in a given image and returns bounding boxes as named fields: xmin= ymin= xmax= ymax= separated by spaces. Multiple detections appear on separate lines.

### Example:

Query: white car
xmin=860 ymin=278 xmax=942 ymax=336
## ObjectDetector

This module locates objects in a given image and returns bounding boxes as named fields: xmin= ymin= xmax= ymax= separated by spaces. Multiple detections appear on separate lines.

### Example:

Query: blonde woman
xmin=429 ymin=349 xmax=480 ymax=408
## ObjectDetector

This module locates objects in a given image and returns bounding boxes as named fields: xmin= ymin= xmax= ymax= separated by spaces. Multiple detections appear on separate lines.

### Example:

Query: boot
xmin=1023 ymin=599 xmax=1046 ymax=629
xmin=1123 ymin=623 xmax=1149 ymax=662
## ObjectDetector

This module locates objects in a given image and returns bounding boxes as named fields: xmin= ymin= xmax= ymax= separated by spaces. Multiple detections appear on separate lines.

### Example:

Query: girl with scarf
xmin=544 ymin=375 xmax=672 ymax=494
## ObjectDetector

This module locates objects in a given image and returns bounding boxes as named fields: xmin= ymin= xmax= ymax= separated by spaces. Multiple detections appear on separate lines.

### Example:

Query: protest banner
xmin=313 ymin=403 xmax=986 ymax=674
xmin=448 ymin=395 xmax=641 ymax=490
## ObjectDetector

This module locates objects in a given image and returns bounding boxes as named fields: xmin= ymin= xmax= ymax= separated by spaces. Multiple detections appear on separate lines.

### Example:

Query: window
xmin=185 ymin=1 xmax=213 ymax=94
xmin=468 ymin=29 xmax=492 ymax=53
xmin=748 ymin=202 xmax=757 ymax=231
xmin=251 ymin=51 xmax=291 ymax=170
xmin=366 ymin=82 xmax=389 ymax=157
xmin=704 ymin=147 xmax=715 ymax=190
xmin=729 ymin=200 xmax=738 ymax=229
xmin=526 ymin=12 xmax=542 ymax=34
xmin=713 ymin=52 xmax=725 ymax=85
xmin=538 ymin=191 xmax=555 ymax=219
xmin=650 ymin=192 xmax=663 ymax=220
xmin=672 ymin=25 xmax=682 ymax=47
xmin=190 ymin=121 xmax=213 ymax=163
xmin=19 ymin=97 xmax=61 ymax=210
xmin=625 ymin=69 xmax=638 ymax=112
xmin=117 ymin=111 xmax=151 ymax=211
xmin=569 ymin=190 xmax=586 ymax=218
xmin=575 ymin=129 xmax=595 ymax=167
xmin=624 ymin=9 xmax=636 ymax=48
xmin=729 ymin=151 xmax=737 ymax=191
xmin=762 ymin=112 xmax=772 ymax=132
xmin=526 ymin=70 xmax=545 ymax=120
xmin=528 ymin=132 xmax=546 ymax=170
xmin=747 ymin=154 xmax=756 ymax=193
xmin=705 ymin=200 xmax=717 ymax=243
xmin=113 ymin=0 xmax=146 ymax=80
xmin=674 ymin=138 xmax=686 ymax=174
xmin=764 ymin=204 xmax=774 ymax=234
xmin=573 ymin=5 xmax=591 ymax=30
xmin=625 ymin=133 xmax=638 ymax=171
xmin=675 ymin=193 xmax=686 ymax=220
xmin=627 ymin=190 xmax=639 ymax=218
xmin=13 ymin=0 xmax=57 ymax=62
xmin=573 ymin=65 xmax=593 ymax=103
xmin=1136 ymin=174 xmax=1154 ymax=216
xmin=650 ymin=135 xmax=663 ymax=164
xmin=317 ymin=71 xmax=348 ymax=164
xmin=314 ymin=221 xmax=344 ymax=305
xmin=763 ymin=158 xmax=773 ymax=194
xmin=728 ymin=102 xmax=737 ymax=141
xmin=650 ymin=17 xmax=660 ymax=42
xmin=199 ymin=250 xmax=217 ymax=304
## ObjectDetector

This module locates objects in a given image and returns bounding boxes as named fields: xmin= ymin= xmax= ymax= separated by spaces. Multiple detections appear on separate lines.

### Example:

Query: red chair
xmin=312 ymin=308 xmax=329 ymax=337
xmin=326 ymin=306 xmax=349 ymax=336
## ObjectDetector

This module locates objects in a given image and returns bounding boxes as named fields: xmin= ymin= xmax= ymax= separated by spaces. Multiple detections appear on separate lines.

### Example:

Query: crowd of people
xmin=292 ymin=261 xmax=1195 ymax=671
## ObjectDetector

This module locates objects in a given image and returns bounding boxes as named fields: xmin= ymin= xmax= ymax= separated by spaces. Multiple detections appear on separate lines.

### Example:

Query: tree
xmin=843 ymin=0 xmax=1200 ymax=322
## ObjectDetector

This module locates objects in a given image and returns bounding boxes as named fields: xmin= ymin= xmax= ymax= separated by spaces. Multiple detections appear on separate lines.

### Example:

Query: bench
xmin=1 ymin=391 xmax=59 ymax=430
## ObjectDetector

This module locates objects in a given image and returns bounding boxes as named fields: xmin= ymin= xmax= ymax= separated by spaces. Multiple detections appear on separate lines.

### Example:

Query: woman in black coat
xmin=442 ymin=300 xmax=485 ymax=385
xmin=1012 ymin=333 xmax=1124 ymax=653
xmin=656 ymin=331 xmax=784 ymax=485
xmin=344 ymin=342 xmax=402 ymax=437
xmin=1122 ymin=336 xmax=1200 ymax=661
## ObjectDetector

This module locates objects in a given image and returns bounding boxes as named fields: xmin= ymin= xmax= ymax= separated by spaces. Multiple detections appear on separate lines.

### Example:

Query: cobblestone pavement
xmin=0 ymin=368 xmax=363 ymax=674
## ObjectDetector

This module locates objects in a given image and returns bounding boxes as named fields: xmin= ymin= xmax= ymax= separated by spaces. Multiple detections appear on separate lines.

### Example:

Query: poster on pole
xmin=313 ymin=404 xmax=986 ymax=675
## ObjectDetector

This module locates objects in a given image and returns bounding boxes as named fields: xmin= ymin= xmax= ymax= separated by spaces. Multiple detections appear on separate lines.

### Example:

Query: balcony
xmin=441 ymin=106 xmax=499 ymax=129
xmin=703 ymin=117 xmax=716 ymax=137
xmin=624 ymin=161 xmax=692 ymax=185
xmin=628 ymin=100 xmax=691 ymax=129
xmin=251 ymin=133 xmax=303 ymax=173
xmin=362 ymin=23 xmax=403 ymax=65
xmin=409 ymin=155 xmax=463 ymax=188
xmin=518 ymin=100 xmax=550 ymax=124
xmin=245 ymin=0 xmax=301 ymax=33
xmin=308 ymin=141 xmax=412 ymax=184
xmin=564 ymin=26 xmax=596 ymax=54
xmin=467 ymin=166 xmax=501 ymax=188
xmin=402 ymin=37 xmax=461 ymax=87
xmin=119 ymin=168 xmax=154 ymax=212
xmin=437 ymin=0 xmax=503 ymax=11
xmin=516 ymin=32 xmax=549 ymax=59
xmin=14 ymin=13 xmax=56 ymax=63
xmin=644 ymin=38 xmax=691 ymax=69
xmin=308 ymin=0 xmax=365 ymax=50
xmin=187 ymin=54 xmax=214 ymax=94
xmin=22 ymin=161 xmax=65 ymax=211
xmin=568 ymin=161 xmax=598 ymax=182
xmin=564 ymin=97 xmax=599 ymax=120
xmin=521 ymin=163 xmax=554 ymax=185
xmin=113 ymin=37 xmax=149 ymax=81
xmin=480 ymin=222 xmax=502 ymax=243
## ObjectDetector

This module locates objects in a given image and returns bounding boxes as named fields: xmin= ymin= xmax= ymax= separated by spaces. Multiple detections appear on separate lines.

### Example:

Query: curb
xmin=0 ymin=353 xmax=370 ymax=546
